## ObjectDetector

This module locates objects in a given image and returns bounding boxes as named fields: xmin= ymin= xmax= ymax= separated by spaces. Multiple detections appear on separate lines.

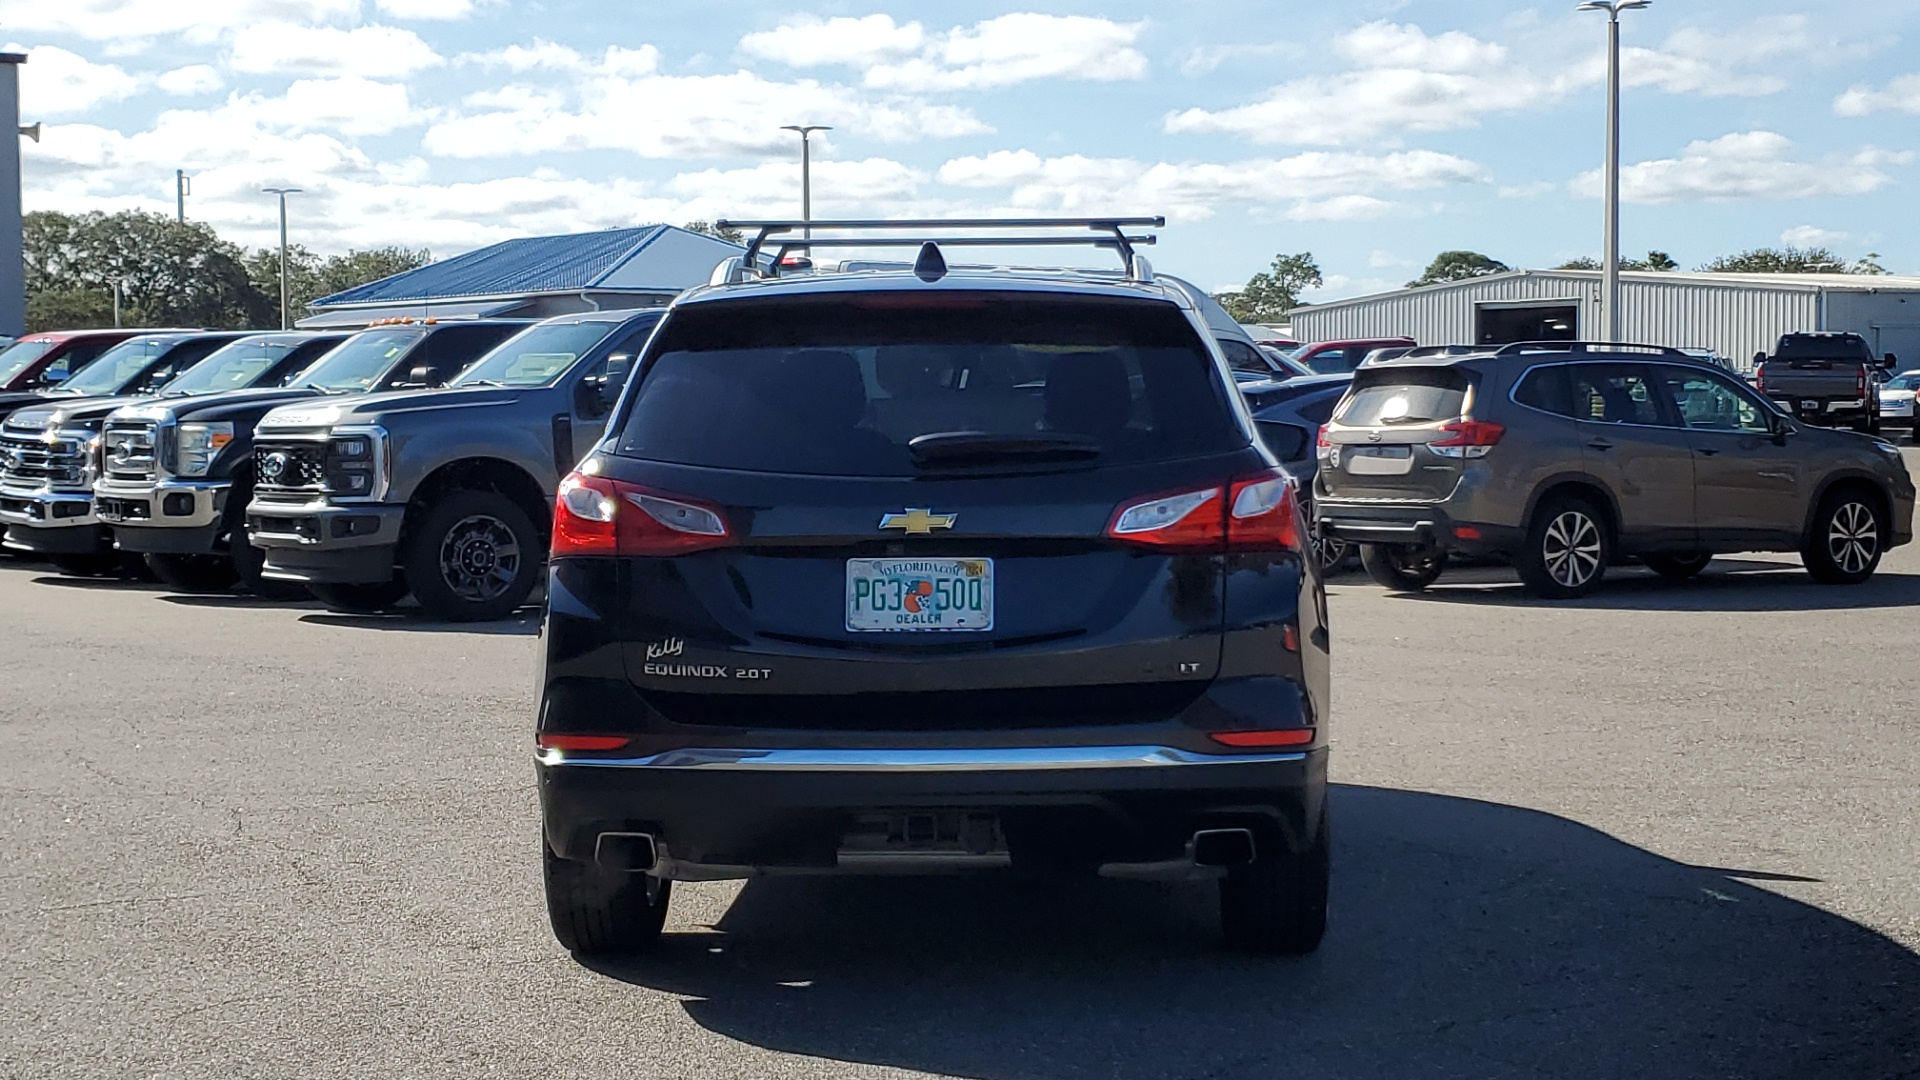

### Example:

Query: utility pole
xmin=261 ymin=187 xmax=301 ymax=329
xmin=0 ymin=53 xmax=26 ymax=339
xmin=176 ymin=170 xmax=189 ymax=222
xmin=778 ymin=125 xmax=831 ymax=242
xmin=1579 ymin=0 xmax=1649 ymax=343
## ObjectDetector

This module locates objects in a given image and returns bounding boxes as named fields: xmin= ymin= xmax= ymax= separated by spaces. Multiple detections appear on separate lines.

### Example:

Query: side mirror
xmin=406 ymin=363 xmax=437 ymax=387
xmin=1884 ymin=353 xmax=1899 ymax=370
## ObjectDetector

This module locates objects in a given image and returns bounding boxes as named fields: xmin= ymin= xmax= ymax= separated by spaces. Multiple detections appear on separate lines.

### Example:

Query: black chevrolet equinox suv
xmin=535 ymin=219 xmax=1332 ymax=955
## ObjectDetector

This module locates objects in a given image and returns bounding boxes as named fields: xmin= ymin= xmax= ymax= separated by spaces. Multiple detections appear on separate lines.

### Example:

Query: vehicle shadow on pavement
xmin=1378 ymin=562 xmax=1920 ymax=612
xmin=587 ymin=785 xmax=1920 ymax=1080
xmin=297 ymin=611 xmax=542 ymax=635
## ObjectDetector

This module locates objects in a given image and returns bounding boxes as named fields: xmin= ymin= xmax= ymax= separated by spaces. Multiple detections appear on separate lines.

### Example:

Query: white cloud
xmin=7 ymin=43 xmax=140 ymax=116
xmin=1571 ymin=132 xmax=1911 ymax=204
xmin=464 ymin=41 xmax=660 ymax=77
xmin=228 ymin=23 xmax=445 ymax=77
xmin=266 ymin=77 xmax=428 ymax=136
xmin=0 ymin=0 xmax=358 ymax=40
xmin=741 ymin=13 xmax=1147 ymax=91
xmin=375 ymin=0 xmax=476 ymax=19
xmin=424 ymin=68 xmax=987 ymax=159
xmin=1782 ymin=225 xmax=1852 ymax=249
xmin=937 ymin=148 xmax=1482 ymax=221
xmin=739 ymin=15 xmax=925 ymax=69
xmin=157 ymin=64 xmax=223 ymax=96
xmin=667 ymin=158 xmax=926 ymax=218
xmin=1168 ymin=17 xmax=1808 ymax=146
xmin=1498 ymin=181 xmax=1557 ymax=198
xmin=1835 ymin=74 xmax=1920 ymax=116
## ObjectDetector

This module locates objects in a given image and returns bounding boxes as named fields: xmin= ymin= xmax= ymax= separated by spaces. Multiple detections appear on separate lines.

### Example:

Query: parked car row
xmin=0 ymin=310 xmax=668 ymax=619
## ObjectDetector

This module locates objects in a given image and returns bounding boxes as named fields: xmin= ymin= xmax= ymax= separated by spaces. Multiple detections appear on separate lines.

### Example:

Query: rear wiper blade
xmin=1378 ymin=415 xmax=1442 ymax=425
xmin=908 ymin=431 xmax=1101 ymax=466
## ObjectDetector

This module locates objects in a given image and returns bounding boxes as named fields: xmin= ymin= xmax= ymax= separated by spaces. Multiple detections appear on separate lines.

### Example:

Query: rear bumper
xmin=246 ymin=497 xmax=405 ymax=583
xmin=1315 ymin=500 xmax=1518 ymax=555
xmin=538 ymin=744 xmax=1328 ymax=876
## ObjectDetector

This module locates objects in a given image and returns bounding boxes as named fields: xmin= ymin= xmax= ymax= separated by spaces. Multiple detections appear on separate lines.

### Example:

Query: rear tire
xmin=1219 ymin=806 xmax=1329 ymax=956
xmin=1518 ymin=495 xmax=1609 ymax=599
xmin=49 ymin=552 xmax=120 ymax=577
xmin=543 ymin=844 xmax=672 ymax=957
xmin=307 ymin=580 xmax=410 ymax=613
xmin=1310 ymin=528 xmax=1352 ymax=576
xmin=1643 ymin=552 xmax=1710 ymax=581
xmin=1359 ymin=543 xmax=1443 ymax=591
xmin=144 ymin=553 xmax=240 ymax=593
xmin=1802 ymin=488 xmax=1885 ymax=585
xmin=402 ymin=489 xmax=542 ymax=622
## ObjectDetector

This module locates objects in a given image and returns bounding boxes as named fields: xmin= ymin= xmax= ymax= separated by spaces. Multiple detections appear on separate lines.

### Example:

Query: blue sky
xmin=9 ymin=0 xmax=1920 ymax=300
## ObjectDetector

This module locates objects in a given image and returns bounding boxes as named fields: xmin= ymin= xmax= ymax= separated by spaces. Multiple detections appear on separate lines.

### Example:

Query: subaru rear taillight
xmin=1314 ymin=425 xmax=1333 ymax=462
xmin=1429 ymin=419 xmax=1505 ymax=459
xmin=1107 ymin=471 xmax=1302 ymax=553
xmin=552 ymin=471 xmax=731 ymax=557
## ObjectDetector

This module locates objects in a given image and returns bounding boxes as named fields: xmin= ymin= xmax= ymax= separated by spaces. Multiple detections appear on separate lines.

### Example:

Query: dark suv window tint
xmin=1219 ymin=339 xmax=1269 ymax=376
xmin=1514 ymin=365 xmax=1575 ymax=417
xmin=1256 ymin=421 xmax=1309 ymax=462
xmin=1568 ymin=363 xmax=1669 ymax=426
xmin=617 ymin=294 xmax=1239 ymax=477
xmin=1336 ymin=368 xmax=1470 ymax=426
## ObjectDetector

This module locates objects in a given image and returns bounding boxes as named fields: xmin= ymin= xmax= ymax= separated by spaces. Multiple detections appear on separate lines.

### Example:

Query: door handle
xmin=1695 ymin=447 xmax=1720 ymax=457
xmin=1586 ymin=438 xmax=1614 ymax=451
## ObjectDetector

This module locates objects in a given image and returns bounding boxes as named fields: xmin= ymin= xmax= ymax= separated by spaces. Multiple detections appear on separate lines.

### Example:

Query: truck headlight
xmin=325 ymin=432 xmax=380 ymax=497
xmin=175 ymin=422 xmax=234 ymax=478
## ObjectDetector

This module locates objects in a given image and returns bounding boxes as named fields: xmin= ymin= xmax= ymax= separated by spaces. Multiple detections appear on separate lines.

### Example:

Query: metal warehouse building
xmin=1289 ymin=269 xmax=1920 ymax=372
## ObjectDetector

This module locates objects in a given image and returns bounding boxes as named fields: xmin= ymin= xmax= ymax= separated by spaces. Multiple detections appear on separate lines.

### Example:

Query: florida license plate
xmin=846 ymin=558 xmax=993 ymax=632
xmin=1800 ymin=400 xmax=1820 ymax=411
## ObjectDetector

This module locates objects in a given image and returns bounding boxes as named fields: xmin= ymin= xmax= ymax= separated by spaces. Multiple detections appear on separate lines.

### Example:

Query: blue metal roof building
xmin=299 ymin=224 xmax=743 ymax=328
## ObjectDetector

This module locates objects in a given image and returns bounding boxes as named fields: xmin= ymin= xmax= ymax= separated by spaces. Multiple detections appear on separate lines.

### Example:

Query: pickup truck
xmin=96 ymin=320 xmax=528 ymax=593
xmin=246 ymin=308 xmax=664 ymax=621
xmin=1755 ymin=332 xmax=1893 ymax=432
xmin=0 ymin=331 xmax=255 ymax=573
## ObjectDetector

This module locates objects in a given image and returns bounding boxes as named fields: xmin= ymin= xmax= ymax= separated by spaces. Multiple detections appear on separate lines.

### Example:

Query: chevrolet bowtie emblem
xmin=879 ymin=508 xmax=956 ymax=535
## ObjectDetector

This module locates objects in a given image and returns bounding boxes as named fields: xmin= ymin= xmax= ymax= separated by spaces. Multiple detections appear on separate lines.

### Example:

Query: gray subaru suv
xmin=1314 ymin=342 xmax=1916 ymax=598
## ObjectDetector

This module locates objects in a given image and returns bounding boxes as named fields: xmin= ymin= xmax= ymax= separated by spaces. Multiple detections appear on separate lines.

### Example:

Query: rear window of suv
xmin=614 ymin=292 xmax=1241 ymax=476
xmin=1335 ymin=368 xmax=1471 ymax=426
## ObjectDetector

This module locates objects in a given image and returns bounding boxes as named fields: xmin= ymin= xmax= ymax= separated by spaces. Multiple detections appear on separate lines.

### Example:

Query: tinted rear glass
xmin=615 ymin=293 xmax=1239 ymax=477
xmin=1256 ymin=420 xmax=1308 ymax=462
xmin=1777 ymin=336 xmax=1870 ymax=361
xmin=1336 ymin=368 xmax=1471 ymax=426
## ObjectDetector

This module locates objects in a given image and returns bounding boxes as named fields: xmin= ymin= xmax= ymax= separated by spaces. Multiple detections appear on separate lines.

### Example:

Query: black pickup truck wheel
xmin=49 ymin=553 xmax=122 ymax=577
xmin=403 ymin=490 xmax=542 ymax=622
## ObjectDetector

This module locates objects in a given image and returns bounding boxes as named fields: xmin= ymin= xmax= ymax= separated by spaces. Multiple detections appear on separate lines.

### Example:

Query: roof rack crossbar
xmin=1491 ymin=341 xmax=1689 ymax=358
xmin=717 ymin=217 xmax=1165 ymax=278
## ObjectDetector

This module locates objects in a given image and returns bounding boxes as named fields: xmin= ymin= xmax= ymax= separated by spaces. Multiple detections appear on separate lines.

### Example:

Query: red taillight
xmin=1429 ymin=419 xmax=1505 ymax=459
xmin=1106 ymin=471 xmax=1302 ymax=554
xmin=1756 ymin=368 xmax=1767 ymax=393
xmin=537 ymin=733 xmax=631 ymax=751
xmin=1315 ymin=425 xmax=1331 ymax=448
xmin=1210 ymin=729 xmax=1315 ymax=748
xmin=1858 ymin=369 xmax=1868 ymax=397
xmin=552 ymin=472 xmax=731 ymax=557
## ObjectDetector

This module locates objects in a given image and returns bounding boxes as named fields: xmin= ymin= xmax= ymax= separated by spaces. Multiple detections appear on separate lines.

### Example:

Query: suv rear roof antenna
xmin=913 ymin=242 xmax=948 ymax=282
xmin=714 ymin=217 xmax=1165 ymax=281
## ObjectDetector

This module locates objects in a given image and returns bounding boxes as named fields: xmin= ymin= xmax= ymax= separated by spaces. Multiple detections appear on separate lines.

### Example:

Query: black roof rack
xmin=1491 ymin=341 xmax=1691 ymax=358
xmin=713 ymin=217 xmax=1165 ymax=281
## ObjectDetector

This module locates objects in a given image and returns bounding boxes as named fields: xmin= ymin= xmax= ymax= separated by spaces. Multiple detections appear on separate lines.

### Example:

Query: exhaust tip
xmin=1191 ymin=828 xmax=1256 ymax=867
xmin=594 ymin=831 xmax=658 ymax=873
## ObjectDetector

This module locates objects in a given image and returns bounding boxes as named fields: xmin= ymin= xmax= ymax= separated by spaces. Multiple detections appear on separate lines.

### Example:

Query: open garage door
xmin=1476 ymin=304 xmax=1578 ymax=345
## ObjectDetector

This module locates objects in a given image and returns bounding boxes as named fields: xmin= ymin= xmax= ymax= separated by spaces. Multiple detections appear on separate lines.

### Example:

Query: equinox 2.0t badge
xmin=879 ymin=508 xmax=956 ymax=535
xmin=258 ymin=451 xmax=289 ymax=483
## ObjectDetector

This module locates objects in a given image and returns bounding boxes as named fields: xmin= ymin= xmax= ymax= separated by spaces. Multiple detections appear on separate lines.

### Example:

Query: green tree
xmin=1408 ymin=251 xmax=1510 ymax=287
xmin=1700 ymin=246 xmax=1886 ymax=275
xmin=25 ymin=287 xmax=126 ymax=332
xmin=1214 ymin=252 xmax=1322 ymax=322
xmin=683 ymin=220 xmax=745 ymax=244
xmin=25 ymin=210 xmax=274 ymax=331
xmin=1555 ymin=251 xmax=1677 ymax=271
xmin=245 ymin=244 xmax=432 ymax=319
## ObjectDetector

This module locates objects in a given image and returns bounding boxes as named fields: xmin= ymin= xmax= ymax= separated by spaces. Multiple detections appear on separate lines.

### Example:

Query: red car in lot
xmin=0 ymin=329 xmax=143 ymax=391
xmin=1285 ymin=337 xmax=1417 ymax=375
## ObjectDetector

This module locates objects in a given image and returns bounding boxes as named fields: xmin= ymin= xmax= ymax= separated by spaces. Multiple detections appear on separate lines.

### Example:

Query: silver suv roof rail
xmin=1491 ymin=341 xmax=1692 ymax=358
xmin=712 ymin=217 xmax=1165 ymax=282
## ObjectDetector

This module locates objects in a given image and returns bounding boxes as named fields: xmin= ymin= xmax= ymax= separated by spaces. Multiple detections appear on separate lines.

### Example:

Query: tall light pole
xmin=261 ymin=187 xmax=301 ymax=329
xmin=778 ymin=125 xmax=831 ymax=241
xmin=1579 ymin=0 xmax=1649 ymax=343
xmin=0 ymin=53 xmax=26 ymax=339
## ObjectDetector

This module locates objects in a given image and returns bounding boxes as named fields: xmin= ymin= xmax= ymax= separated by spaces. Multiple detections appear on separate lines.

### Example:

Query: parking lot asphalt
xmin=5 ymin=477 xmax=1920 ymax=1078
